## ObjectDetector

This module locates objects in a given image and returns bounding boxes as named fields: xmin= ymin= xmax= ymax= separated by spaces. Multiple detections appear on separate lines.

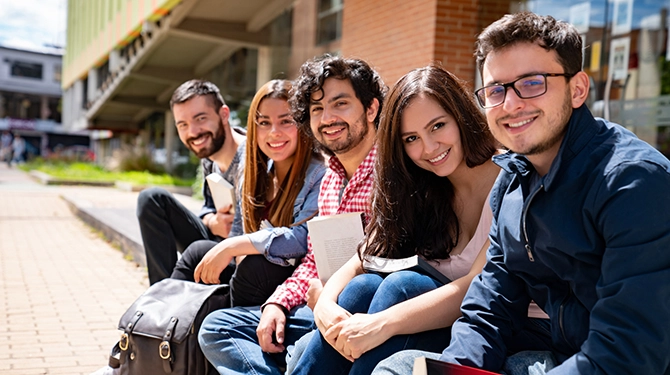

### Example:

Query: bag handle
xmin=117 ymin=311 xmax=143 ymax=365
xmin=108 ymin=342 xmax=121 ymax=369
xmin=159 ymin=316 xmax=179 ymax=373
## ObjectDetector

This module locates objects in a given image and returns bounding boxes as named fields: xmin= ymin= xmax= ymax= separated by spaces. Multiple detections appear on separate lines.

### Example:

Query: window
xmin=316 ymin=0 xmax=343 ymax=45
xmin=54 ymin=65 xmax=62 ymax=83
xmin=10 ymin=61 xmax=43 ymax=79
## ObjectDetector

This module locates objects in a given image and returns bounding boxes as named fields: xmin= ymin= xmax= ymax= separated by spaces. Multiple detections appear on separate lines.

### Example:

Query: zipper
xmin=521 ymin=183 xmax=543 ymax=262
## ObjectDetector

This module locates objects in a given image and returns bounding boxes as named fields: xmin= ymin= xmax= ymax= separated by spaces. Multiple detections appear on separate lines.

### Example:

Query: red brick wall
xmin=341 ymin=0 xmax=438 ymax=87
xmin=434 ymin=0 xmax=480 ymax=87
xmin=297 ymin=0 xmax=512 ymax=89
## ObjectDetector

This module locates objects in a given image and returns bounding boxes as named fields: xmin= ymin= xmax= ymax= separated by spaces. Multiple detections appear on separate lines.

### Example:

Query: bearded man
xmin=137 ymin=79 xmax=246 ymax=285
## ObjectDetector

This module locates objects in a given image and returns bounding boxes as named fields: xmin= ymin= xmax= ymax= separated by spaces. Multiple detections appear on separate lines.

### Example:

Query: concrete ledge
xmin=29 ymin=170 xmax=115 ymax=187
xmin=61 ymin=193 xmax=147 ymax=268
xmin=115 ymin=181 xmax=193 ymax=196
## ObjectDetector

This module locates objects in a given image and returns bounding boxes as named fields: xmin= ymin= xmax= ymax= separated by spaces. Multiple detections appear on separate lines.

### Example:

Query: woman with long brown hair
xmin=289 ymin=65 xmax=502 ymax=374
xmin=172 ymin=79 xmax=326 ymax=307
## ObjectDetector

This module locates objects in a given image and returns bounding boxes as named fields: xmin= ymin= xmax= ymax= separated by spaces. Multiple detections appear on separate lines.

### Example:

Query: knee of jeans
xmin=346 ymin=274 xmax=383 ymax=296
xmin=137 ymin=187 xmax=168 ymax=215
xmin=382 ymin=271 xmax=432 ymax=294
xmin=338 ymin=274 xmax=382 ymax=309
xmin=198 ymin=311 xmax=230 ymax=349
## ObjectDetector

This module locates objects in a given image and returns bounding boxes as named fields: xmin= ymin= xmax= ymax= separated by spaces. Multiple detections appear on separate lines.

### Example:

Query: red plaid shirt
xmin=264 ymin=145 xmax=377 ymax=311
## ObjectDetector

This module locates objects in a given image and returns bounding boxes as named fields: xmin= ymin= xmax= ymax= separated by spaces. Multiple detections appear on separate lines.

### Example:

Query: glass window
xmin=513 ymin=0 xmax=670 ymax=157
xmin=317 ymin=0 xmax=343 ymax=45
xmin=54 ymin=65 xmax=62 ymax=83
xmin=10 ymin=61 xmax=43 ymax=80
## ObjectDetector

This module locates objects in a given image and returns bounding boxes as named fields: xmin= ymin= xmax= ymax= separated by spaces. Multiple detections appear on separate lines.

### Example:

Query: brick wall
xmin=341 ymin=0 xmax=438 ymax=87
xmin=339 ymin=0 xmax=510 ymax=89
xmin=434 ymin=0 xmax=480 ymax=87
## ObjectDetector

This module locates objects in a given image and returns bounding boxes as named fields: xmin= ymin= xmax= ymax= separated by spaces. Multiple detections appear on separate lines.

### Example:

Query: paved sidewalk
xmin=0 ymin=164 xmax=198 ymax=374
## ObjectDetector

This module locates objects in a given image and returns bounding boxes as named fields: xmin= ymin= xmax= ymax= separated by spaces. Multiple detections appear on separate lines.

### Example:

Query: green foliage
xmin=119 ymin=151 xmax=165 ymax=174
xmin=661 ymin=57 xmax=670 ymax=95
xmin=20 ymin=160 xmax=194 ymax=187
xmin=171 ymin=153 xmax=200 ymax=180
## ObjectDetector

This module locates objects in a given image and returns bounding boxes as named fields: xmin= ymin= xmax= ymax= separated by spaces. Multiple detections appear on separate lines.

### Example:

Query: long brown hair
xmin=363 ymin=65 xmax=496 ymax=260
xmin=242 ymin=79 xmax=319 ymax=232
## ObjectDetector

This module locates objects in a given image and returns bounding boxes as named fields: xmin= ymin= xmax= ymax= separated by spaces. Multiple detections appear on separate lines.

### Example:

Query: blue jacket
xmin=230 ymin=156 xmax=326 ymax=266
xmin=441 ymin=105 xmax=670 ymax=374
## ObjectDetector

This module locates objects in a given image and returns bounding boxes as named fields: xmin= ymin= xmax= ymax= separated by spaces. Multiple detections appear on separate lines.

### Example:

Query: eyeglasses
xmin=474 ymin=72 xmax=576 ymax=108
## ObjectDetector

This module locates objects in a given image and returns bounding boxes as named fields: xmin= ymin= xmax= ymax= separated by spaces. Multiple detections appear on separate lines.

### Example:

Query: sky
xmin=0 ymin=0 xmax=67 ymax=54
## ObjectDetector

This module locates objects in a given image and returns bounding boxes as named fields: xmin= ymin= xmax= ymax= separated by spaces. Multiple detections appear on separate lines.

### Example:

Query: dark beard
xmin=521 ymin=89 xmax=572 ymax=156
xmin=317 ymin=111 xmax=369 ymax=155
xmin=188 ymin=119 xmax=226 ymax=158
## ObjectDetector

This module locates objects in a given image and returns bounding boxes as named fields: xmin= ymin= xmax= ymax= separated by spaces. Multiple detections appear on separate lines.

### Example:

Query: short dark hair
xmin=289 ymin=55 xmax=386 ymax=137
xmin=170 ymin=79 xmax=225 ymax=111
xmin=475 ymin=12 xmax=583 ymax=76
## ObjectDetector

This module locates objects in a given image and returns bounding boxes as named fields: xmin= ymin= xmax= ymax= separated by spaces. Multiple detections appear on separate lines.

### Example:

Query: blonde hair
xmin=242 ymin=79 xmax=320 ymax=232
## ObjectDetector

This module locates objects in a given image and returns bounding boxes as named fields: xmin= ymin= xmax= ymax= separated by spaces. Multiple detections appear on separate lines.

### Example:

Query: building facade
xmin=62 ymin=0 xmax=670 ymax=168
xmin=0 ymin=46 xmax=90 ymax=158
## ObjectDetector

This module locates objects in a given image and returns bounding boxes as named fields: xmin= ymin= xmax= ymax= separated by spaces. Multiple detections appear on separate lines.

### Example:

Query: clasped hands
xmin=310 ymin=281 xmax=391 ymax=362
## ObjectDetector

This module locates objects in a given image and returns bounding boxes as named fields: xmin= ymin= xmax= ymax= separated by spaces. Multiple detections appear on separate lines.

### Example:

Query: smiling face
xmin=173 ymin=95 xmax=227 ymax=158
xmin=255 ymin=98 xmax=298 ymax=168
xmin=482 ymin=42 xmax=584 ymax=172
xmin=308 ymin=78 xmax=375 ymax=156
xmin=400 ymin=95 xmax=466 ymax=178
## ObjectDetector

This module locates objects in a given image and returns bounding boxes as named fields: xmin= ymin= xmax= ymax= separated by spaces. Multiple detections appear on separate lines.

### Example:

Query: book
xmin=307 ymin=212 xmax=365 ymax=283
xmin=413 ymin=357 xmax=498 ymax=375
xmin=205 ymin=173 xmax=235 ymax=213
xmin=362 ymin=255 xmax=451 ymax=285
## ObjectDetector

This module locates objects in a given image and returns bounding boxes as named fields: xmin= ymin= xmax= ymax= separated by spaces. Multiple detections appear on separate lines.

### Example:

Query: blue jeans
xmin=372 ymin=349 xmax=557 ymax=375
xmin=198 ymin=305 xmax=315 ymax=375
xmin=290 ymin=271 xmax=452 ymax=375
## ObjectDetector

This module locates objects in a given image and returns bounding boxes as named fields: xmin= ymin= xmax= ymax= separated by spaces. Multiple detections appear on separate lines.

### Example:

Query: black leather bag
xmin=108 ymin=279 xmax=229 ymax=375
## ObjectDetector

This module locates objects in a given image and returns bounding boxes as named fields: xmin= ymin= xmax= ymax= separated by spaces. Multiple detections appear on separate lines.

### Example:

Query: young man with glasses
xmin=374 ymin=12 xmax=670 ymax=375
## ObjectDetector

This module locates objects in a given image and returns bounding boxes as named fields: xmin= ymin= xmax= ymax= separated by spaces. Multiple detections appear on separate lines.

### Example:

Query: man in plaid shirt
xmin=199 ymin=55 xmax=386 ymax=374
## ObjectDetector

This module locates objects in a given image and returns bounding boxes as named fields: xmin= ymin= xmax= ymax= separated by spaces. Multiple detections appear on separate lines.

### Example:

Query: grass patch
xmin=20 ymin=160 xmax=195 ymax=187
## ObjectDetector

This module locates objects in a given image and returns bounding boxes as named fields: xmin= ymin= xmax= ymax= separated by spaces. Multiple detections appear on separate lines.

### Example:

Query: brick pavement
xmin=0 ymin=164 xmax=149 ymax=374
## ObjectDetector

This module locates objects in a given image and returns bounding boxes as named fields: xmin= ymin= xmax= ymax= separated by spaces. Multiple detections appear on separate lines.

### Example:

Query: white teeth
xmin=429 ymin=150 xmax=449 ymax=163
xmin=508 ymin=118 xmax=533 ymax=128
xmin=269 ymin=142 xmax=286 ymax=148
xmin=191 ymin=137 xmax=207 ymax=146
xmin=324 ymin=128 xmax=342 ymax=135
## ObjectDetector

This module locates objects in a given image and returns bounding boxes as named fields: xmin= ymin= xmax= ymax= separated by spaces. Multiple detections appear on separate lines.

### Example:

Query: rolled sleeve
xmin=249 ymin=160 xmax=324 ymax=266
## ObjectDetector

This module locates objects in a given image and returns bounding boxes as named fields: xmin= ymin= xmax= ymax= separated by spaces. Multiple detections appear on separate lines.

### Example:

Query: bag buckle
xmin=159 ymin=340 xmax=171 ymax=360
xmin=119 ymin=333 xmax=129 ymax=351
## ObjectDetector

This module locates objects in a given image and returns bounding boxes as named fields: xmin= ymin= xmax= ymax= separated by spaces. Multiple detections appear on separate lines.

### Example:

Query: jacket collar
xmin=493 ymin=105 xmax=600 ymax=190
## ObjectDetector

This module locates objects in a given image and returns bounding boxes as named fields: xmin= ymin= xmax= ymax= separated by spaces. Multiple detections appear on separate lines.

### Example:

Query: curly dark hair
xmin=475 ymin=11 xmax=583 ymax=76
xmin=289 ymin=55 xmax=386 ymax=154
xmin=362 ymin=64 xmax=496 ymax=261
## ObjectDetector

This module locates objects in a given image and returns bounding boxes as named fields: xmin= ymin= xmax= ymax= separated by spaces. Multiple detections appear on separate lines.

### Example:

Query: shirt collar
xmin=327 ymin=144 xmax=378 ymax=182
xmin=493 ymin=105 xmax=599 ymax=190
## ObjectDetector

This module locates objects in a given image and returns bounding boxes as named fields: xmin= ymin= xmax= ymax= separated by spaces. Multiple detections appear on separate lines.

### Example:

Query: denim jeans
xmin=172 ymin=241 xmax=296 ymax=307
xmin=290 ymin=271 xmax=451 ymax=375
xmin=371 ymin=349 xmax=557 ymax=375
xmin=372 ymin=349 xmax=442 ymax=375
xmin=199 ymin=305 xmax=315 ymax=375
xmin=137 ymin=187 xmax=221 ymax=284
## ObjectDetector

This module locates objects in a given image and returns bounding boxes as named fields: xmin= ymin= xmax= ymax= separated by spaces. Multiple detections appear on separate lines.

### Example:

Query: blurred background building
xmin=1 ymin=46 xmax=90 ymax=160
xmin=61 ymin=0 xmax=670 ymax=172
